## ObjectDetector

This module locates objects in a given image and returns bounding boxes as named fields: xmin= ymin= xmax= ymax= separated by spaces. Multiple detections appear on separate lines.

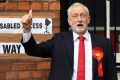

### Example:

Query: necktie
xmin=77 ymin=36 xmax=85 ymax=80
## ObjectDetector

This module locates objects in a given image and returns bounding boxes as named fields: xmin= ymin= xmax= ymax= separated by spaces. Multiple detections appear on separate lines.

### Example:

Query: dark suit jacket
xmin=22 ymin=31 xmax=117 ymax=80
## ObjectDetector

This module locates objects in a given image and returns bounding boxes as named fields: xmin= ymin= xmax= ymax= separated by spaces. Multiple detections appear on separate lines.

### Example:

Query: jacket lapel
xmin=90 ymin=33 xmax=99 ymax=79
xmin=64 ymin=31 xmax=74 ymax=69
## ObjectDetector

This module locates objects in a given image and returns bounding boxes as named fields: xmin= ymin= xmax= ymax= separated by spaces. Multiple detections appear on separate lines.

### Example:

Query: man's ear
xmin=87 ymin=16 xmax=90 ymax=24
xmin=67 ymin=18 xmax=71 ymax=26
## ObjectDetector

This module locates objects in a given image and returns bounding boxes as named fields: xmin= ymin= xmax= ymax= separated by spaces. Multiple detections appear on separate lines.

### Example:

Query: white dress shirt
xmin=22 ymin=31 xmax=32 ymax=43
xmin=72 ymin=31 xmax=92 ymax=80
xmin=22 ymin=31 xmax=92 ymax=80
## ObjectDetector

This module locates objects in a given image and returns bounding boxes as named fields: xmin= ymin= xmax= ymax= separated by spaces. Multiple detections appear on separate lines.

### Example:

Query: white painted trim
xmin=106 ymin=0 xmax=110 ymax=38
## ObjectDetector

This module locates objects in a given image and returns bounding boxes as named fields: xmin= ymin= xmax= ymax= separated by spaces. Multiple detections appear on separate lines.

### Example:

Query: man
xmin=21 ymin=2 xmax=117 ymax=80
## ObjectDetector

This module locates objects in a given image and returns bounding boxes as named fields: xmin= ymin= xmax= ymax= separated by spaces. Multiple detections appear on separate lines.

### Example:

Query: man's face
xmin=68 ymin=6 xmax=90 ymax=35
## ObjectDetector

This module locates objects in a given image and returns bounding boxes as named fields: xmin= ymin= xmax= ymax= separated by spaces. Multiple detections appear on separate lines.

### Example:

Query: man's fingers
xmin=21 ymin=14 xmax=29 ymax=23
xmin=29 ymin=10 xmax=32 ymax=17
xmin=21 ymin=10 xmax=32 ymax=31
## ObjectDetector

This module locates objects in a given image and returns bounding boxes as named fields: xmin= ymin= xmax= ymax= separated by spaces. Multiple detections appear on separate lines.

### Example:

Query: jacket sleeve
xmin=21 ymin=34 xmax=57 ymax=58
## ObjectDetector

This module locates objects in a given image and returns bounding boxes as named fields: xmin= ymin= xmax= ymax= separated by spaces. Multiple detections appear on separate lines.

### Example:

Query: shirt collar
xmin=73 ymin=30 xmax=90 ymax=42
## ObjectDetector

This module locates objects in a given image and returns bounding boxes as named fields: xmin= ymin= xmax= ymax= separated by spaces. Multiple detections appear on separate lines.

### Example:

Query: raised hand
xmin=21 ymin=10 xmax=32 ymax=32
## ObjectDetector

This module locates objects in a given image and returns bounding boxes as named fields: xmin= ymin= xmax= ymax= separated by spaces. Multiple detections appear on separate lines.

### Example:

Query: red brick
xmin=53 ymin=28 xmax=60 ymax=33
xmin=31 ymin=71 xmax=49 ymax=79
xmin=0 ymin=3 xmax=6 ymax=10
xmin=6 ymin=2 xmax=17 ymax=10
xmin=19 ymin=71 xmax=30 ymax=79
xmin=0 ymin=6 xmax=5 ymax=10
xmin=53 ymin=19 xmax=60 ymax=27
xmin=0 ymin=72 xmax=6 ymax=80
xmin=12 ymin=62 xmax=36 ymax=70
xmin=31 ymin=2 xmax=42 ymax=10
xmin=6 ymin=72 xmax=18 ymax=80
xmin=0 ymin=0 xmax=6 ymax=2
xmin=43 ymin=2 xmax=49 ymax=10
xmin=0 ymin=63 xmax=11 ymax=71
xmin=18 ymin=2 xmax=29 ymax=10
xmin=54 ymin=11 xmax=60 ymax=18
xmin=37 ymin=62 xmax=51 ymax=70
xmin=49 ymin=2 xmax=60 ymax=10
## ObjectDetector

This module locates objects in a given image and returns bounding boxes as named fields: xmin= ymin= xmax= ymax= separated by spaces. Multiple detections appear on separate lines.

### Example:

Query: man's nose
xmin=78 ymin=15 xmax=82 ymax=22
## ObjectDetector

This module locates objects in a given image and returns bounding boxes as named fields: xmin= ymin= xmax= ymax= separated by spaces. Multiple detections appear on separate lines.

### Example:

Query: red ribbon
xmin=92 ymin=47 xmax=103 ymax=77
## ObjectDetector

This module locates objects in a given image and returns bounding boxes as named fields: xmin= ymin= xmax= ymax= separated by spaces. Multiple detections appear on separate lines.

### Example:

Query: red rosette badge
xmin=92 ymin=47 xmax=103 ymax=77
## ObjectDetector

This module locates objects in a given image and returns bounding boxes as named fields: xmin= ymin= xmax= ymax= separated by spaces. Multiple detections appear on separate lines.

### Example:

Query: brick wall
xmin=0 ymin=0 xmax=60 ymax=80
xmin=0 ymin=55 xmax=51 ymax=80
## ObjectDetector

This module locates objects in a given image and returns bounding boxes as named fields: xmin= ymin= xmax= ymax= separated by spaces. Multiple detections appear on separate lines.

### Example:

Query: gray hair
xmin=67 ymin=2 xmax=90 ymax=17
